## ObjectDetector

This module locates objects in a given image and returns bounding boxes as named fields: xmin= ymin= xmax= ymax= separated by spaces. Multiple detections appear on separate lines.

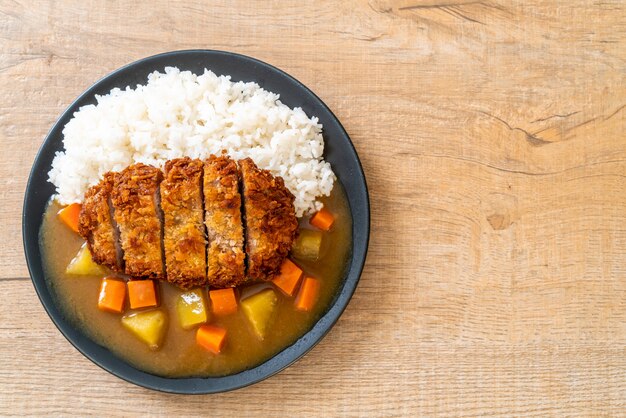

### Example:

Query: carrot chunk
xmin=209 ymin=288 xmax=238 ymax=316
xmin=196 ymin=324 xmax=227 ymax=354
xmin=272 ymin=259 xmax=303 ymax=296
xmin=309 ymin=207 xmax=334 ymax=231
xmin=127 ymin=280 xmax=158 ymax=309
xmin=98 ymin=277 xmax=126 ymax=313
xmin=57 ymin=203 xmax=82 ymax=233
xmin=295 ymin=277 xmax=321 ymax=311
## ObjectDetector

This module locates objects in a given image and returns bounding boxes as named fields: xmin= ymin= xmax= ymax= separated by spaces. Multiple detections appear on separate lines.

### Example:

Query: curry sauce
xmin=40 ymin=185 xmax=352 ymax=377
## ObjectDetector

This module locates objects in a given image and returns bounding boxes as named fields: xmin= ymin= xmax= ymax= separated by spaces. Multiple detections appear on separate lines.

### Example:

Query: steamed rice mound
xmin=48 ymin=67 xmax=335 ymax=217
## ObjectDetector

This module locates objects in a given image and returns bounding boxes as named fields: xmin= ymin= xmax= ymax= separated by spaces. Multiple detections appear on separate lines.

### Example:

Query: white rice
xmin=48 ymin=67 xmax=335 ymax=217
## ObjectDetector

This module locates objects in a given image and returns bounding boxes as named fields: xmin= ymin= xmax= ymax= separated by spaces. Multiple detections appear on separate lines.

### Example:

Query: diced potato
xmin=65 ymin=243 xmax=106 ymax=276
xmin=291 ymin=229 xmax=323 ymax=260
xmin=121 ymin=310 xmax=167 ymax=350
xmin=241 ymin=289 xmax=278 ymax=340
xmin=176 ymin=289 xmax=208 ymax=330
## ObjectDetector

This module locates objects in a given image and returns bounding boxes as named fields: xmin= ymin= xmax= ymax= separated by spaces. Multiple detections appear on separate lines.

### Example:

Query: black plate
xmin=22 ymin=50 xmax=370 ymax=394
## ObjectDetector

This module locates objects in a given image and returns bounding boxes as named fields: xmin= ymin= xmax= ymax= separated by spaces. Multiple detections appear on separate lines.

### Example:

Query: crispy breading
xmin=78 ymin=172 xmax=121 ymax=271
xmin=111 ymin=163 xmax=164 ymax=278
xmin=160 ymin=158 xmax=207 ymax=289
xmin=204 ymin=155 xmax=246 ymax=287
xmin=239 ymin=158 xmax=298 ymax=281
xmin=82 ymin=156 xmax=299 ymax=288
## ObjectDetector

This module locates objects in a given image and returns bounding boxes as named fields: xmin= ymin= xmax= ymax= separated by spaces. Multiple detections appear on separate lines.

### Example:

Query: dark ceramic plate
xmin=22 ymin=50 xmax=369 ymax=394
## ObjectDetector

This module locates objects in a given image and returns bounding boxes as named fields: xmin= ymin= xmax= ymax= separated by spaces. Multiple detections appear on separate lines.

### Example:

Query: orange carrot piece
xmin=272 ymin=258 xmax=303 ymax=296
xmin=127 ymin=280 xmax=158 ymax=309
xmin=309 ymin=208 xmax=334 ymax=231
xmin=209 ymin=288 xmax=238 ymax=316
xmin=57 ymin=203 xmax=82 ymax=233
xmin=98 ymin=277 xmax=126 ymax=313
xmin=295 ymin=277 xmax=321 ymax=311
xmin=196 ymin=324 xmax=227 ymax=354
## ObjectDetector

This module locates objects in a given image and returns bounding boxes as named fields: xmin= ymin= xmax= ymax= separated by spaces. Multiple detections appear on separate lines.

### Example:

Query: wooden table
xmin=1 ymin=1 xmax=624 ymax=415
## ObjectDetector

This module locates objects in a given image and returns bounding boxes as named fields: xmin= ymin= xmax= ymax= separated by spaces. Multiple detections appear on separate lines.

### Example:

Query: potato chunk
xmin=176 ymin=289 xmax=208 ymax=330
xmin=241 ymin=289 xmax=278 ymax=340
xmin=291 ymin=229 xmax=323 ymax=260
xmin=66 ymin=243 xmax=106 ymax=276
xmin=121 ymin=310 xmax=166 ymax=350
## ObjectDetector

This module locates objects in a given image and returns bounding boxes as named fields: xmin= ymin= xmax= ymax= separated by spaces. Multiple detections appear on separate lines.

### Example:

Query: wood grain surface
xmin=1 ymin=0 xmax=625 ymax=416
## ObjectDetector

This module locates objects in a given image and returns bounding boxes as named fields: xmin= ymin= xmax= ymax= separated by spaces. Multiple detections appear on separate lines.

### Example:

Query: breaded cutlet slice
xmin=160 ymin=158 xmax=207 ymax=289
xmin=111 ymin=163 xmax=164 ymax=279
xmin=239 ymin=158 xmax=298 ymax=281
xmin=203 ymin=155 xmax=246 ymax=288
xmin=78 ymin=172 xmax=122 ymax=272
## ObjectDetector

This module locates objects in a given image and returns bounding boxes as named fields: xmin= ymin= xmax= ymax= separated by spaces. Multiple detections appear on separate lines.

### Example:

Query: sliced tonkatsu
xmin=111 ymin=163 xmax=164 ymax=279
xmin=78 ymin=172 xmax=122 ymax=271
xmin=160 ymin=158 xmax=207 ymax=289
xmin=204 ymin=155 xmax=246 ymax=288
xmin=80 ymin=156 xmax=299 ymax=288
xmin=239 ymin=158 xmax=298 ymax=281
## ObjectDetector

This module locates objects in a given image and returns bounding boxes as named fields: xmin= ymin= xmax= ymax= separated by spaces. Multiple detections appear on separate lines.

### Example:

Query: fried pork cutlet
xmin=203 ymin=155 xmax=246 ymax=288
xmin=78 ymin=172 xmax=122 ymax=271
xmin=160 ymin=158 xmax=207 ymax=289
xmin=239 ymin=158 xmax=298 ymax=281
xmin=111 ymin=163 xmax=164 ymax=279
